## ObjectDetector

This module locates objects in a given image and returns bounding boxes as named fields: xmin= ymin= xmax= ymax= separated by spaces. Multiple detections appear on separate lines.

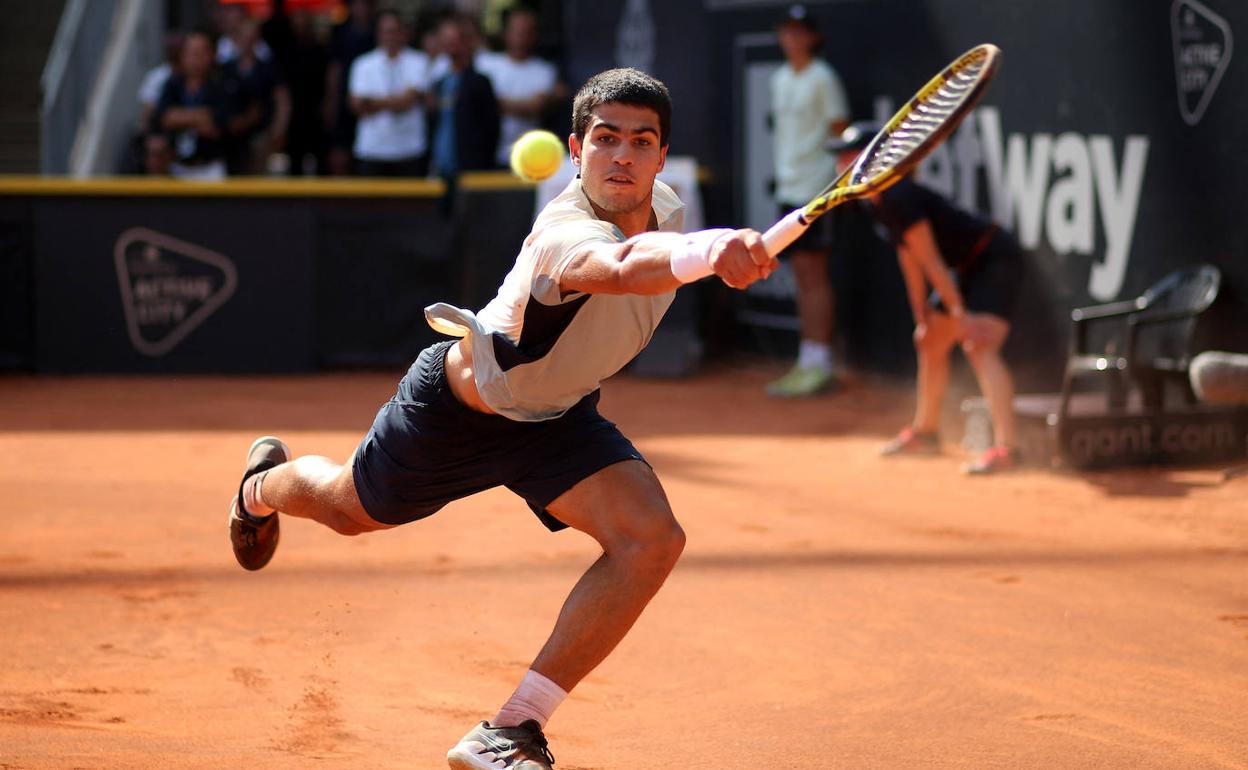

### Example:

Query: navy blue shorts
xmin=930 ymin=230 xmax=1025 ymax=321
xmin=351 ymin=341 xmax=646 ymax=531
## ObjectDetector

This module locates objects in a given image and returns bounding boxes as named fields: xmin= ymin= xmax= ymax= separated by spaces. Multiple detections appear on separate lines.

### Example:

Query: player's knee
xmin=620 ymin=515 xmax=685 ymax=573
xmin=963 ymin=340 xmax=1001 ymax=362
xmin=320 ymin=511 xmax=358 ymax=536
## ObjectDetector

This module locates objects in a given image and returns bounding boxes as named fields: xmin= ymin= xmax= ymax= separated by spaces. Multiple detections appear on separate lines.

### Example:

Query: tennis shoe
xmin=229 ymin=436 xmax=290 ymax=571
xmin=962 ymin=445 xmax=1022 ymax=475
xmin=447 ymin=720 xmax=556 ymax=770
xmin=879 ymin=427 xmax=940 ymax=457
xmin=765 ymin=364 xmax=836 ymax=398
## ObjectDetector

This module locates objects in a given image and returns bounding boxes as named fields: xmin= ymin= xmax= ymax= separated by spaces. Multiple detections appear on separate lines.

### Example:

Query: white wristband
xmin=670 ymin=228 xmax=734 ymax=283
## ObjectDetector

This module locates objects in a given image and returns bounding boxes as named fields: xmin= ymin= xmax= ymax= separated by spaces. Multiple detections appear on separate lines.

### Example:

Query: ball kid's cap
xmin=778 ymin=4 xmax=818 ymax=31
xmin=778 ymin=4 xmax=818 ymax=32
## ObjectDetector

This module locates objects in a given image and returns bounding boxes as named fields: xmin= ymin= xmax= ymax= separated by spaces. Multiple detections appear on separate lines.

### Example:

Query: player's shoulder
xmin=808 ymin=59 xmax=838 ymax=81
xmin=351 ymin=48 xmax=383 ymax=74
xmin=401 ymin=48 xmax=429 ymax=66
xmin=531 ymin=56 xmax=558 ymax=79
xmin=651 ymin=179 xmax=685 ymax=229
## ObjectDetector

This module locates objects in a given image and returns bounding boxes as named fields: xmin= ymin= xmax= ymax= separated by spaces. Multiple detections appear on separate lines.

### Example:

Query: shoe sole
xmin=446 ymin=743 xmax=499 ymax=770
xmin=766 ymin=383 xmax=838 ymax=399
xmin=246 ymin=435 xmax=291 ymax=469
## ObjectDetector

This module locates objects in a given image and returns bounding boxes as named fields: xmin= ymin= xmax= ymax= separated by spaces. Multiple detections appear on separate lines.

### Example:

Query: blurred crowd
xmin=137 ymin=0 xmax=567 ymax=179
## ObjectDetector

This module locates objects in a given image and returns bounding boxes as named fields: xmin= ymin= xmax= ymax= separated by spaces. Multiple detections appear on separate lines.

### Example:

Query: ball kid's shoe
xmin=879 ymin=427 xmax=941 ymax=457
xmin=962 ymin=445 xmax=1022 ymax=475
xmin=765 ymin=364 xmax=837 ymax=398
xmin=447 ymin=720 xmax=556 ymax=770
xmin=228 ymin=436 xmax=290 ymax=571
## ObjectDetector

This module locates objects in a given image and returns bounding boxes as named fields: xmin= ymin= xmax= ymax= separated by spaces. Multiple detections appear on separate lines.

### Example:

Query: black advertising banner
xmin=315 ymin=199 xmax=458 ymax=368
xmin=33 ymin=200 xmax=315 ymax=373
xmin=568 ymin=0 xmax=1246 ymax=388
xmin=0 ymin=199 xmax=33 ymax=370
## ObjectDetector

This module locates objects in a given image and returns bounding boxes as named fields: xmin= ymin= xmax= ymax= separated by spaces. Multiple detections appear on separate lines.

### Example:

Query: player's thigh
xmin=789 ymin=249 xmax=830 ymax=286
xmin=545 ymin=460 xmax=681 ymax=551
xmin=336 ymin=451 xmax=395 ymax=531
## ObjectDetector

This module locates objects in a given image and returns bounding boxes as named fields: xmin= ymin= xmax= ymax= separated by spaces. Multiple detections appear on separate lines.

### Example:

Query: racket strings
xmin=857 ymin=56 xmax=990 ymax=181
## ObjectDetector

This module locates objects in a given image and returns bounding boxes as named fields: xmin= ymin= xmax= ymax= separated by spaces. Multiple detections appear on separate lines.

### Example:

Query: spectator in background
xmin=429 ymin=11 xmax=492 ymax=83
xmin=765 ymin=4 xmax=849 ymax=398
xmin=222 ymin=19 xmax=290 ymax=174
xmin=325 ymin=0 xmax=376 ymax=175
xmin=349 ymin=9 xmax=431 ymax=176
xmin=282 ymin=10 xmax=330 ymax=175
xmin=137 ymin=32 xmax=183 ymax=132
xmin=137 ymin=31 xmax=182 ymax=175
xmin=428 ymin=15 xmax=500 ymax=181
xmin=215 ymin=1 xmax=272 ymax=63
xmin=479 ymin=6 xmax=564 ymax=167
xmin=259 ymin=0 xmax=298 ymax=69
xmin=151 ymin=29 xmax=230 ymax=180
xmin=416 ymin=10 xmax=444 ymax=64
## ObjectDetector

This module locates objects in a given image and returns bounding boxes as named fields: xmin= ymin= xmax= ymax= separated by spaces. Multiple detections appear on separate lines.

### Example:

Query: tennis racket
xmin=763 ymin=43 xmax=1001 ymax=257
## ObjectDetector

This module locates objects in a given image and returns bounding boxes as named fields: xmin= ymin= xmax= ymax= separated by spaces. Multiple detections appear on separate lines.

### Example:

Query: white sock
xmin=491 ymin=669 xmax=568 ymax=729
xmin=798 ymin=340 xmax=834 ymax=372
xmin=242 ymin=471 xmax=275 ymax=518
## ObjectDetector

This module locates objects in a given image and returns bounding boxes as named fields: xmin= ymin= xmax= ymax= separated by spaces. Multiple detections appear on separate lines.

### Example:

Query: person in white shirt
xmin=348 ymin=10 xmax=431 ymax=176
xmin=478 ymin=7 xmax=565 ymax=167
xmin=766 ymin=4 xmax=850 ymax=398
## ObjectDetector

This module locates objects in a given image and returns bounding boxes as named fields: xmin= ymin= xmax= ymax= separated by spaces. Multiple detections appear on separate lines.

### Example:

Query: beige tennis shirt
xmin=425 ymin=176 xmax=686 ymax=421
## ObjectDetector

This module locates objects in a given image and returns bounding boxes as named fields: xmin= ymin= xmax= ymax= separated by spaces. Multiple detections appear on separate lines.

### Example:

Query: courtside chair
xmin=1058 ymin=264 xmax=1222 ymax=420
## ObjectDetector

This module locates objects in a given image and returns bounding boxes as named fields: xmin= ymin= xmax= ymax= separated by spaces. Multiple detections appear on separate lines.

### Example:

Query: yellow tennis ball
xmin=510 ymin=130 xmax=564 ymax=182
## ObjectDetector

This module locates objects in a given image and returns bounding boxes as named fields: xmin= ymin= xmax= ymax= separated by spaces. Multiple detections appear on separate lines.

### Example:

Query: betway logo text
xmin=913 ymin=107 xmax=1150 ymax=301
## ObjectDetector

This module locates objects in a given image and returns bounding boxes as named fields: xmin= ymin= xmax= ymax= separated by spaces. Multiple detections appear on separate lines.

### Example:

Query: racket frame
xmin=763 ymin=44 xmax=1001 ymax=256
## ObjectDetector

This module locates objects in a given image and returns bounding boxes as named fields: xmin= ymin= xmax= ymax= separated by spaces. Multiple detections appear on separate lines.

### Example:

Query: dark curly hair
xmin=571 ymin=68 xmax=672 ymax=147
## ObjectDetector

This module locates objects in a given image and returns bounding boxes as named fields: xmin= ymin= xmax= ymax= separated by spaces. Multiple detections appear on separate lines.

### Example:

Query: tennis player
xmin=832 ymin=122 xmax=1024 ymax=474
xmin=227 ymin=68 xmax=776 ymax=769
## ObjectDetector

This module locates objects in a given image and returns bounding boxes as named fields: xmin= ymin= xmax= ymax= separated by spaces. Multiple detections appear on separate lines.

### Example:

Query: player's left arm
xmin=558 ymin=228 xmax=778 ymax=296
xmin=898 ymin=219 xmax=965 ymax=318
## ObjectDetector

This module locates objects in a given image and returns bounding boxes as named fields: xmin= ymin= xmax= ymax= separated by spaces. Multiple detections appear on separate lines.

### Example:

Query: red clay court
xmin=2 ymin=366 xmax=1245 ymax=769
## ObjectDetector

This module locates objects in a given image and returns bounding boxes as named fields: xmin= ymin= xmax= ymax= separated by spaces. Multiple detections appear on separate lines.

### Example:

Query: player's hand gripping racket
xmin=763 ymin=43 xmax=1001 ymax=257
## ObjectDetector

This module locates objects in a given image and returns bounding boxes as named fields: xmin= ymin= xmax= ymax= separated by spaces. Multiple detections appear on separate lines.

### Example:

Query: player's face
xmin=571 ymin=102 xmax=668 ymax=217
xmin=836 ymin=149 xmax=858 ymax=175
xmin=778 ymin=23 xmax=817 ymax=63
xmin=378 ymin=15 xmax=405 ymax=54
xmin=504 ymin=12 xmax=538 ymax=57
xmin=181 ymin=34 xmax=214 ymax=79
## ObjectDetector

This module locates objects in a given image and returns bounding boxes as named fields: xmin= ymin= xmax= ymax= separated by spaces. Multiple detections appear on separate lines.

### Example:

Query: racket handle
xmin=762 ymin=209 xmax=809 ymax=257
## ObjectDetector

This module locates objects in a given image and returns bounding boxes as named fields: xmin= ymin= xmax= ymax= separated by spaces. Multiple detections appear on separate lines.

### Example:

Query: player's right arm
xmin=558 ymin=228 xmax=778 ymax=296
xmin=897 ymin=220 xmax=965 ymax=317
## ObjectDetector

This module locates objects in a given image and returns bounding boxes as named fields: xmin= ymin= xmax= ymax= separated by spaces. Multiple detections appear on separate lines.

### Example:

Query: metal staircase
xmin=0 ymin=0 xmax=67 ymax=172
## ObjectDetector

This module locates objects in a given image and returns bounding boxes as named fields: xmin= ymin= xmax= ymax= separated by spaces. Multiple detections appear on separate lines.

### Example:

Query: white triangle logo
xmin=114 ymin=228 xmax=238 ymax=357
xmin=1171 ymin=0 xmax=1233 ymax=126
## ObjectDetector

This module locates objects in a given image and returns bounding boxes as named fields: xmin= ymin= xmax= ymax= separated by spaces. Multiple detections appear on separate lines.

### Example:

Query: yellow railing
xmin=0 ymin=170 xmax=536 ymax=198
